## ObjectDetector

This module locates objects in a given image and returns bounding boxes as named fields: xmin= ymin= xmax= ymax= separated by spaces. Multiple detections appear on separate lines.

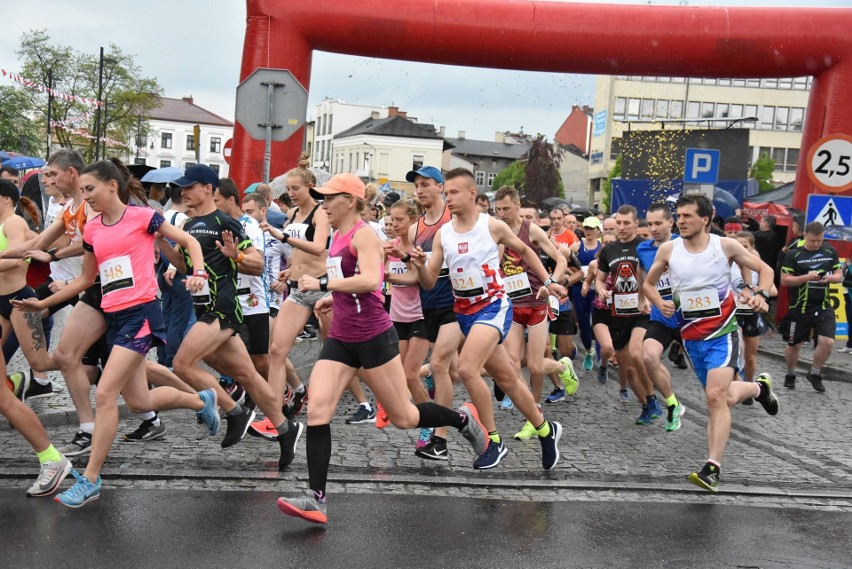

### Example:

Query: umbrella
xmin=140 ymin=166 xmax=185 ymax=184
xmin=712 ymin=187 xmax=740 ymax=219
xmin=541 ymin=197 xmax=570 ymax=210
xmin=571 ymin=206 xmax=599 ymax=218
xmin=1 ymin=156 xmax=45 ymax=170
xmin=128 ymin=164 xmax=155 ymax=179
xmin=0 ymin=151 xmax=9 ymax=161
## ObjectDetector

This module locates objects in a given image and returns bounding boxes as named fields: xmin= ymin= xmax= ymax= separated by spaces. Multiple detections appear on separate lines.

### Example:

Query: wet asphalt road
xmin=4 ymin=489 xmax=850 ymax=569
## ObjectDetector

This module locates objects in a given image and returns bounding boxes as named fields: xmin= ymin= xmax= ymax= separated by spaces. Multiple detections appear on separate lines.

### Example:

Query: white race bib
xmin=192 ymin=280 xmax=211 ymax=306
xmin=451 ymin=268 xmax=485 ymax=298
xmin=680 ymin=288 xmax=722 ymax=320
xmin=236 ymin=273 xmax=250 ymax=296
xmin=504 ymin=272 xmax=532 ymax=299
xmin=612 ymin=292 xmax=639 ymax=316
xmin=548 ymin=295 xmax=560 ymax=319
xmin=656 ymin=271 xmax=672 ymax=297
xmin=388 ymin=260 xmax=407 ymax=287
xmin=425 ymin=251 xmax=449 ymax=277
xmin=327 ymin=257 xmax=344 ymax=281
xmin=99 ymin=255 xmax=134 ymax=296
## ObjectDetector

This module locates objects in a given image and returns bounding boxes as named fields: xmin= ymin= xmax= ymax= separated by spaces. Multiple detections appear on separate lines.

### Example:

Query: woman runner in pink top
xmin=14 ymin=160 xmax=219 ymax=508
xmin=276 ymin=174 xmax=489 ymax=525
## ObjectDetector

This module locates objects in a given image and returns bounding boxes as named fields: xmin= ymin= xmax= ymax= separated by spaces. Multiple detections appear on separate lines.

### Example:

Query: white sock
xmin=33 ymin=376 xmax=50 ymax=386
xmin=140 ymin=411 xmax=157 ymax=421
xmin=360 ymin=402 xmax=372 ymax=412
xmin=79 ymin=422 xmax=95 ymax=434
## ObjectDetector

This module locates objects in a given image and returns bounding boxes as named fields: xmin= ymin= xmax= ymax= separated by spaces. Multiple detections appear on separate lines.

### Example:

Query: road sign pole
xmin=260 ymin=81 xmax=284 ymax=183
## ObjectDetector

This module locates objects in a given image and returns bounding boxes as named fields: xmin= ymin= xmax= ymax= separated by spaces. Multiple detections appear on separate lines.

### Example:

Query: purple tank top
xmin=327 ymin=220 xmax=393 ymax=342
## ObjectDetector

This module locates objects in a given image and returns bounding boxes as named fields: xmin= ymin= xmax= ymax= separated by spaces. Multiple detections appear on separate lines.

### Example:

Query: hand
xmin=12 ymin=298 xmax=46 ymax=312
xmin=298 ymin=274 xmax=320 ymax=292
xmin=748 ymin=294 xmax=769 ymax=314
xmin=163 ymin=268 xmax=176 ymax=286
xmin=260 ymin=222 xmax=282 ymax=240
xmin=215 ymin=230 xmax=239 ymax=259
xmin=408 ymin=246 xmax=427 ymax=268
xmin=383 ymin=241 xmax=406 ymax=259
xmin=280 ymin=267 xmax=292 ymax=282
xmin=184 ymin=275 xmax=206 ymax=294
xmin=270 ymin=279 xmax=286 ymax=293
xmin=314 ymin=295 xmax=333 ymax=317
xmin=580 ymin=282 xmax=589 ymax=297
xmin=640 ymin=299 xmax=651 ymax=315
xmin=808 ymin=271 xmax=822 ymax=282
xmin=24 ymin=250 xmax=52 ymax=263
xmin=660 ymin=300 xmax=676 ymax=318
xmin=535 ymin=286 xmax=550 ymax=301
xmin=49 ymin=280 xmax=68 ymax=293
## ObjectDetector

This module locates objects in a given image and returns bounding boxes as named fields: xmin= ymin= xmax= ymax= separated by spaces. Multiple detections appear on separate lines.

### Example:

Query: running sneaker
xmin=688 ymin=462 xmax=720 ymax=493
xmin=54 ymin=470 xmax=101 ymax=508
xmin=500 ymin=396 xmax=514 ymax=410
xmin=635 ymin=406 xmax=652 ymax=425
xmin=58 ymin=431 xmax=92 ymax=457
xmin=196 ymin=388 xmax=220 ymax=438
xmin=195 ymin=417 xmax=210 ymax=441
xmin=544 ymin=388 xmax=565 ymax=403
xmin=648 ymin=397 xmax=663 ymax=420
xmin=559 ymin=357 xmax=579 ymax=396
xmin=784 ymin=374 xmax=796 ymax=389
xmin=415 ymin=437 xmax=448 ymax=461
xmin=289 ymin=388 xmax=308 ymax=416
xmin=345 ymin=404 xmax=376 ymax=424
xmin=597 ymin=364 xmax=608 ymax=385
xmin=24 ymin=379 xmax=55 ymax=400
xmin=27 ymin=455 xmax=72 ymax=497
xmin=755 ymin=373 xmax=779 ymax=416
xmin=473 ymin=440 xmax=508 ymax=470
xmin=278 ymin=421 xmax=304 ymax=471
xmin=838 ymin=346 xmax=852 ymax=353
xmin=619 ymin=389 xmax=630 ymax=403
xmin=277 ymin=491 xmax=327 ymax=524
xmin=424 ymin=373 xmax=435 ymax=399
xmin=415 ymin=428 xmax=432 ymax=449
xmin=7 ymin=371 xmax=29 ymax=401
xmin=539 ymin=421 xmax=562 ymax=470
xmin=665 ymin=403 xmax=686 ymax=432
xmin=375 ymin=403 xmax=390 ymax=429
xmin=513 ymin=421 xmax=537 ymax=441
xmin=583 ymin=349 xmax=595 ymax=372
xmin=294 ymin=326 xmax=317 ymax=343
xmin=225 ymin=383 xmax=245 ymax=406
xmin=458 ymin=402 xmax=488 ymax=456
xmin=221 ymin=406 xmax=256 ymax=448
xmin=248 ymin=417 xmax=280 ymax=441
xmin=123 ymin=418 xmax=167 ymax=442
xmin=805 ymin=372 xmax=826 ymax=393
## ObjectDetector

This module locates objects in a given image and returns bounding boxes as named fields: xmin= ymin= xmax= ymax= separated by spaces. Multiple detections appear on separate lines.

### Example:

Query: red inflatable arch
xmin=232 ymin=0 xmax=852 ymax=223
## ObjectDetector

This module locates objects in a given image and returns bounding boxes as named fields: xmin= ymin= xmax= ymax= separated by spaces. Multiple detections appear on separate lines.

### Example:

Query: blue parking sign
xmin=684 ymin=148 xmax=720 ymax=184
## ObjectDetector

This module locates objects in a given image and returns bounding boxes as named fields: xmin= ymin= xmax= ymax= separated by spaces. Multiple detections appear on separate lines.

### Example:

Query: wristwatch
xmin=193 ymin=270 xmax=209 ymax=279
xmin=755 ymin=289 xmax=771 ymax=301
xmin=319 ymin=276 xmax=329 ymax=292
xmin=48 ymin=248 xmax=59 ymax=262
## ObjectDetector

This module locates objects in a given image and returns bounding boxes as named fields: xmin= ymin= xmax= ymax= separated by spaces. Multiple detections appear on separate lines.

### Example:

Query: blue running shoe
xmin=539 ymin=421 xmax=562 ymax=471
xmin=424 ymin=374 xmax=435 ymax=399
xmin=500 ymin=396 xmax=514 ymax=410
xmin=648 ymin=397 xmax=663 ymax=420
xmin=545 ymin=388 xmax=565 ymax=403
xmin=54 ymin=470 xmax=101 ymax=508
xmin=473 ymin=440 xmax=508 ymax=470
xmin=597 ymin=364 xmax=608 ymax=385
xmin=583 ymin=349 xmax=595 ymax=372
xmin=635 ymin=406 xmax=652 ymax=425
xmin=196 ymin=388 xmax=220 ymax=436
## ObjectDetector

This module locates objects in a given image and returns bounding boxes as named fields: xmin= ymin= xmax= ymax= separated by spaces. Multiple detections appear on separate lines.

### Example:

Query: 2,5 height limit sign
xmin=807 ymin=133 xmax=852 ymax=194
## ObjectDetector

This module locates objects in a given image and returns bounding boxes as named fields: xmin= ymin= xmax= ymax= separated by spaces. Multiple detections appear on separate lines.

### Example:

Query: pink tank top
xmin=327 ymin=220 xmax=393 ymax=342
xmin=82 ymin=205 xmax=163 ymax=312
xmin=388 ymin=237 xmax=423 ymax=323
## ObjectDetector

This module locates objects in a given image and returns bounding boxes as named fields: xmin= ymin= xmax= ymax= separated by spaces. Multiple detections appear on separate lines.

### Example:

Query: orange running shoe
xmin=247 ymin=417 xmax=279 ymax=441
xmin=375 ymin=402 xmax=390 ymax=429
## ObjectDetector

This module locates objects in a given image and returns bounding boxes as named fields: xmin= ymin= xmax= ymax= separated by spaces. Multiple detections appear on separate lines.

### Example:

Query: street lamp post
xmin=93 ymin=48 xmax=117 ymax=160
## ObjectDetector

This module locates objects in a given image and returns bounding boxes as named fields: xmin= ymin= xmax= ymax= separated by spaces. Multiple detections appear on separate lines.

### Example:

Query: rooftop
xmin=149 ymin=96 xmax=233 ymax=127
xmin=445 ymin=137 xmax=531 ymax=161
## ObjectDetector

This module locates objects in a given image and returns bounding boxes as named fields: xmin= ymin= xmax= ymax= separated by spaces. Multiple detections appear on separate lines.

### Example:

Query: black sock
xmin=306 ymin=424 xmax=332 ymax=496
xmin=755 ymin=381 xmax=768 ymax=402
xmin=415 ymin=402 xmax=465 ymax=430
xmin=226 ymin=403 xmax=243 ymax=416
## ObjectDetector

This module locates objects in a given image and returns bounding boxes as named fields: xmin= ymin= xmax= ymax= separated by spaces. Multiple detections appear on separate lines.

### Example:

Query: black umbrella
xmin=571 ymin=206 xmax=599 ymax=218
xmin=128 ymin=164 xmax=155 ymax=179
xmin=541 ymin=197 xmax=570 ymax=210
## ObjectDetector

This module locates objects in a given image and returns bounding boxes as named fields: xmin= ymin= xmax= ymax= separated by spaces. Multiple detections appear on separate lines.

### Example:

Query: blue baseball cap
xmin=244 ymin=182 xmax=261 ymax=194
xmin=405 ymin=166 xmax=444 ymax=184
xmin=172 ymin=164 xmax=219 ymax=189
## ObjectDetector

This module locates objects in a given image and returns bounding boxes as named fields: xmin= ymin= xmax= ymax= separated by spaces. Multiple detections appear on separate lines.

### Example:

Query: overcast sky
xmin=2 ymin=0 xmax=848 ymax=141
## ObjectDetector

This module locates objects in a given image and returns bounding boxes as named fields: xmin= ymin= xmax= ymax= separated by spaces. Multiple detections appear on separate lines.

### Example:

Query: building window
xmin=627 ymin=98 xmax=640 ymax=120
xmin=487 ymin=172 xmax=496 ymax=187
xmin=793 ymin=76 xmax=809 ymax=90
xmin=686 ymin=101 xmax=700 ymax=124
xmin=159 ymin=160 xmax=171 ymax=168
xmin=732 ymin=78 xmax=746 ymax=87
xmin=785 ymin=148 xmax=800 ymax=172
xmin=789 ymin=108 xmax=804 ymax=131
xmin=762 ymin=78 xmax=778 ymax=89
xmin=210 ymin=164 xmax=220 ymax=174
xmin=475 ymin=171 xmax=486 ymax=186
xmin=185 ymin=162 xmax=196 ymax=167
xmin=655 ymin=99 xmax=668 ymax=119
xmin=327 ymin=114 xmax=333 ymax=135
xmin=775 ymin=107 xmax=789 ymax=130
xmin=641 ymin=99 xmax=654 ymax=119
xmin=760 ymin=106 xmax=776 ymax=130
xmin=412 ymin=155 xmax=424 ymax=171
xmin=772 ymin=148 xmax=786 ymax=170
xmin=671 ymin=77 xmax=685 ymax=84
xmin=210 ymin=137 xmax=221 ymax=153
xmin=746 ymin=78 xmax=760 ymax=88
xmin=133 ymin=157 xmax=145 ymax=165
xmin=316 ymin=117 xmax=322 ymax=136
xmin=161 ymin=133 xmax=172 ymax=149
xmin=778 ymin=77 xmax=793 ymax=89
xmin=701 ymin=102 xmax=715 ymax=119
xmin=610 ymin=138 xmax=622 ymax=160
xmin=669 ymin=100 xmax=683 ymax=119
xmin=186 ymin=135 xmax=195 ymax=151
xmin=614 ymin=97 xmax=627 ymax=120
xmin=718 ymin=78 xmax=732 ymax=86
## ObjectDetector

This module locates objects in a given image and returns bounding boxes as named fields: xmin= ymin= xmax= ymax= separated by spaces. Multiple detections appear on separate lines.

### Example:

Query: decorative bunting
xmin=2 ymin=67 xmax=104 ymax=108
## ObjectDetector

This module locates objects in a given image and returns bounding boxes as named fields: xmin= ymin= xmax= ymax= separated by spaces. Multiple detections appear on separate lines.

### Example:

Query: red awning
xmin=742 ymin=201 xmax=795 ymax=226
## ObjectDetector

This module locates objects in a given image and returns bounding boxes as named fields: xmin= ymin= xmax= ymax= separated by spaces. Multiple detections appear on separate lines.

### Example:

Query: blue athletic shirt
xmin=636 ymin=236 xmax=680 ymax=329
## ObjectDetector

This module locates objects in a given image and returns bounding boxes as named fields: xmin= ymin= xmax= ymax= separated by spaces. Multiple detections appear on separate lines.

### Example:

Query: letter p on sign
xmin=684 ymin=148 xmax=720 ymax=184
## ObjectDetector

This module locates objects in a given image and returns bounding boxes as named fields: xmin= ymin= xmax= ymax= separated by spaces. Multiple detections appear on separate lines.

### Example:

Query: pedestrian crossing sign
xmin=806 ymin=194 xmax=852 ymax=240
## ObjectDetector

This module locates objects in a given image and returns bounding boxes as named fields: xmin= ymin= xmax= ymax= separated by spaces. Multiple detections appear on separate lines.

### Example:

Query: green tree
xmin=750 ymin=152 xmax=776 ymax=193
xmin=0 ymin=85 xmax=42 ymax=154
xmin=523 ymin=134 xmax=564 ymax=205
xmin=15 ymin=30 xmax=162 ymax=160
xmin=491 ymin=160 xmax=526 ymax=192
xmin=601 ymin=155 xmax=622 ymax=214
